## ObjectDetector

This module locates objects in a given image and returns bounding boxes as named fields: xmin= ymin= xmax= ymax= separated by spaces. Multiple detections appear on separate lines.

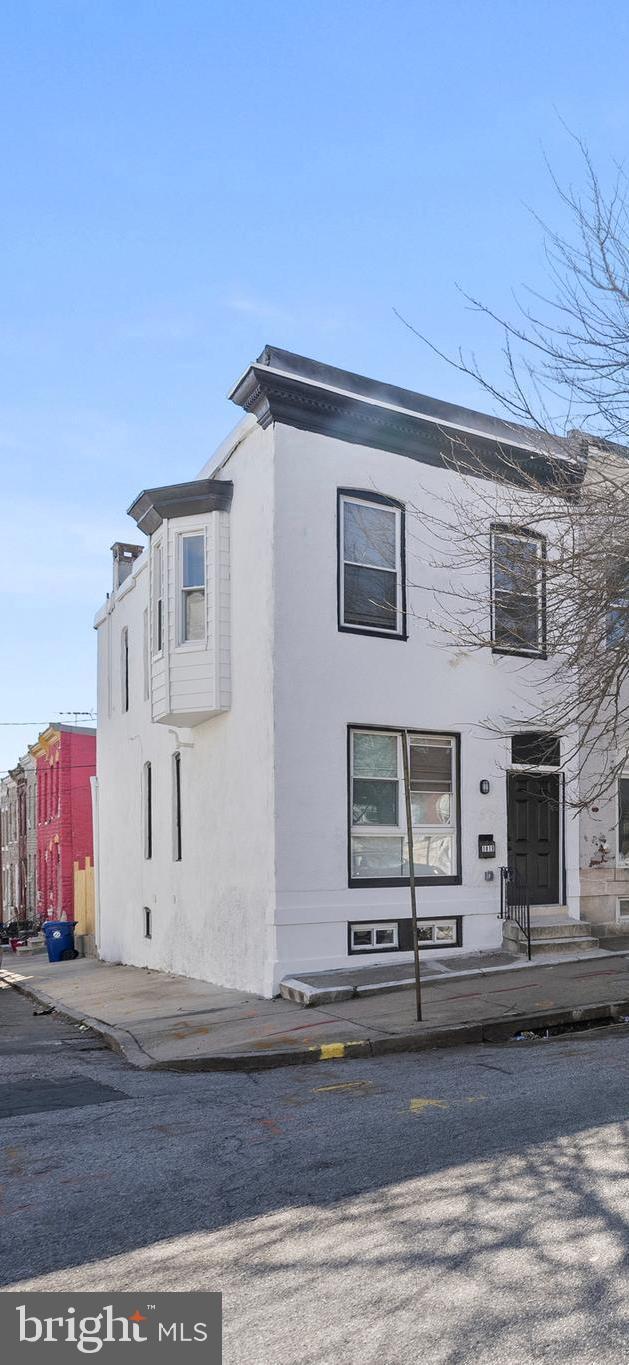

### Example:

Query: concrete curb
xmin=0 ymin=969 xmax=154 ymax=1070
xmin=4 ymin=967 xmax=629 ymax=1073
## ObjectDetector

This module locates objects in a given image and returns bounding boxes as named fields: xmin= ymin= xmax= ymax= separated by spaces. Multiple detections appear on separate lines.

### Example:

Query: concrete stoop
xmin=503 ymin=911 xmax=600 ymax=959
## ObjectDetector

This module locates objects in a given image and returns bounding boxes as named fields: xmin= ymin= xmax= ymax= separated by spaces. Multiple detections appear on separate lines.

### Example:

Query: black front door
xmin=507 ymin=772 xmax=560 ymax=905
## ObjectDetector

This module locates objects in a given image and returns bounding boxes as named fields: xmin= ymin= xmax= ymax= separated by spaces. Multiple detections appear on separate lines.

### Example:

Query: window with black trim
xmin=338 ymin=492 xmax=405 ymax=636
xmin=491 ymin=527 xmax=546 ymax=655
xmin=173 ymin=751 xmax=182 ymax=861
xmin=349 ymin=728 xmax=459 ymax=884
xmin=511 ymin=732 xmax=560 ymax=767
xmin=607 ymin=562 xmax=629 ymax=647
xmin=144 ymin=761 xmax=152 ymax=860
xmin=350 ymin=922 xmax=399 ymax=952
xmin=618 ymin=775 xmax=629 ymax=865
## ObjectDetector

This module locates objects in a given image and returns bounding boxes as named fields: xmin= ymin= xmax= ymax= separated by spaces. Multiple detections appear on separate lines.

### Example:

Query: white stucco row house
xmin=94 ymin=347 xmax=629 ymax=997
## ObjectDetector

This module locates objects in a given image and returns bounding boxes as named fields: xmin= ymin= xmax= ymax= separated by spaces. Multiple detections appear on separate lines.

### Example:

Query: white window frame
xmin=491 ymin=527 xmax=545 ymax=657
xmin=349 ymin=728 xmax=459 ymax=884
xmin=177 ymin=529 xmax=207 ymax=648
xmin=152 ymin=541 xmax=164 ymax=658
xmin=339 ymin=493 xmax=404 ymax=637
xmin=350 ymin=922 xmax=400 ymax=952
xmin=416 ymin=919 xmax=458 ymax=945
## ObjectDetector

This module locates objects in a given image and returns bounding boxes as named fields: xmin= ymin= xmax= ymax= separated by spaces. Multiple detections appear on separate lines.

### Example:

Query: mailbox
xmin=478 ymin=834 xmax=496 ymax=859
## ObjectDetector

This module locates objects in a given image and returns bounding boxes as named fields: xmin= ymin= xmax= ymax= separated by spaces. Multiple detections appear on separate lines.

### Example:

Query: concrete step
xmin=529 ymin=935 xmax=599 ymax=957
xmin=530 ymin=920 xmax=595 ymax=939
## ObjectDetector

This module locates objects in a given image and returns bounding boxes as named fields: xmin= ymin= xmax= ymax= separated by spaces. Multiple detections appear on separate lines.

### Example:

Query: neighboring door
xmin=507 ymin=772 xmax=560 ymax=905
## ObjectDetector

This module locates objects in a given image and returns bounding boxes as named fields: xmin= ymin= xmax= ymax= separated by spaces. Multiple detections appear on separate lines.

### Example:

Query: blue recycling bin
xmin=43 ymin=920 xmax=78 ymax=963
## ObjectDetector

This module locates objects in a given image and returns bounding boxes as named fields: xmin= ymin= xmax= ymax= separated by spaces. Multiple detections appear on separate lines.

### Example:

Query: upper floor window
xmin=606 ymin=562 xmax=629 ymax=648
xmin=152 ymin=543 xmax=163 ymax=655
xmin=349 ymin=727 xmax=459 ymax=885
xmin=338 ymin=491 xmax=405 ymax=638
xmin=121 ymin=627 xmax=129 ymax=712
xmin=619 ymin=775 xmax=629 ymax=865
xmin=491 ymin=527 xmax=546 ymax=656
xmin=180 ymin=533 xmax=206 ymax=643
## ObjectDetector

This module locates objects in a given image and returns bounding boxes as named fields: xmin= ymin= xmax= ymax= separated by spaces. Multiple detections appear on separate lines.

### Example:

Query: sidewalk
xmin=4 ymin=949 xmax=629 ymax=1070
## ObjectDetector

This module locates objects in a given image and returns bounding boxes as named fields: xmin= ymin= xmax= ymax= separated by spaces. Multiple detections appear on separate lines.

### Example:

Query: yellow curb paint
xmin=320 ymin=1043 xmax=346 ymax=1060
xmin=408 ymin=1098 xmax=449 ymax=1113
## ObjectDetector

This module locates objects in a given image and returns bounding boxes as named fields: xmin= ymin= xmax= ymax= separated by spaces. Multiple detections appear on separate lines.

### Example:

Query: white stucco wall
xmin=269 ymin=423 xmax=581 ymax=989
xmin=96 ymin=419 xmax=277 ymax=995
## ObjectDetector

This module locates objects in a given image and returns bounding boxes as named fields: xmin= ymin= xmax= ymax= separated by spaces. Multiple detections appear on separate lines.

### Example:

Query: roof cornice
xmin=127 ymin=478 xmax=234 ymax=536
xmin=229 ymin=350 xmax=583 ymax=488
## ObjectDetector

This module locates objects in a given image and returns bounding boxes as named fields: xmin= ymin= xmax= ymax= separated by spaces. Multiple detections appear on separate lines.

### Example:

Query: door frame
xmin=506 ymin=763 xmax=564 ymax=906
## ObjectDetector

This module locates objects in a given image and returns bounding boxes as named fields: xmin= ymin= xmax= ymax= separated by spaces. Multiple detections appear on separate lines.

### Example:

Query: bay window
xmin=338 ymin=491 xmax=405 ymax=637
xmin=349 ymin=728 xmax=459 ymax=884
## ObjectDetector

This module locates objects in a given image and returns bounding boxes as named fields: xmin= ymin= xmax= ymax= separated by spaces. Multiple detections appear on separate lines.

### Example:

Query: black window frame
xmin=347 ymin=915 xmax=463 ymax=954
xmin=173 ymin=751 xmax=182 ymax=862
xmin=346 ymin=724 xmax=462 ymax=888
xmin=144 ymin=761 xmax=152 ymax=861
xmin=490 ymin=523 xmax=547 ymax=659
xmin=337 ymin=488 xmax=407 ymax=640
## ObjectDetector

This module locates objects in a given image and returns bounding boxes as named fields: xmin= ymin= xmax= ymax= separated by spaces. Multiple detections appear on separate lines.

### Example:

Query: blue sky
xmin=2 ymin=0 xmax=629 ymax=772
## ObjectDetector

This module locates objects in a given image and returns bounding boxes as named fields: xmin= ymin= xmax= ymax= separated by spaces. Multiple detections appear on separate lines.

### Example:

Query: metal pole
xmin=401 ymin=729 xmax=422 ymax=1022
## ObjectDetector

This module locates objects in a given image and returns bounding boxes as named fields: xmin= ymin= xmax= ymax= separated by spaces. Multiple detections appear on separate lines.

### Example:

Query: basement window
xmin=350 ymin=922 xmax=399 ymax=952
xmin=416 ymin=919 xmax=458 ymax=945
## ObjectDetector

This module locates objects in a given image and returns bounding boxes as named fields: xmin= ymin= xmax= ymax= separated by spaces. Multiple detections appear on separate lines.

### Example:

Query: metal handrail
xmin=500 ymin=865 xmax=531 ymax=961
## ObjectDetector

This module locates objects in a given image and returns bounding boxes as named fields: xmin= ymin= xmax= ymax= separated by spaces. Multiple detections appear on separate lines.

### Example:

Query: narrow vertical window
xmin=143 ymin=906 xmax=152 ymax=939
xmin=143 ymin=607 xmax=149 ymax=701
xmin=491 ymin=527 xmax=546 ymax=655
xmin=121 ymin=627 xmax=129 ymax=712
xmin=153 ymin=542 xmax=163 ymax=654
xmin=144 ymin=761 xmax=152 ymax=860
xmin=173 ymin=751 xmax=182 ymax=861
xmin=619 ymin=775 xmax=629 ymax=865
xmin=180 ymin=533 xmax=206 ymax=642
xmin=338 ymin=492 xmax=405 ymax=636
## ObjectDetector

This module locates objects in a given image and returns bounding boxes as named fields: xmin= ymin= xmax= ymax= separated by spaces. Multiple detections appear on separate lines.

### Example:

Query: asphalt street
xmin=2 ymin=980 xmax=629 ymax=1364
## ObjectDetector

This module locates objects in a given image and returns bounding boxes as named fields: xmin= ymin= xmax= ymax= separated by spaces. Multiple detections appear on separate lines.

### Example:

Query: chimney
xmin=111 ymin=542 xmax=143 ymax=591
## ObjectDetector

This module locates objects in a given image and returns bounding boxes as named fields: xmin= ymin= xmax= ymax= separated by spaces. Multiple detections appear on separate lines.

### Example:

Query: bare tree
xmin=395 ymin=139 xmax=629 ymax=807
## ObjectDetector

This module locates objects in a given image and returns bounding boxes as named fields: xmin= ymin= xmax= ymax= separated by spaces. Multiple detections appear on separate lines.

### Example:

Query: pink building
xmin=30 ymin=724 xmax=96 ymax=921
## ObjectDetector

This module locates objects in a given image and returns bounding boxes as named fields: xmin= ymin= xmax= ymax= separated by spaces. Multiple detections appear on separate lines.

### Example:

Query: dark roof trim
xmin=127 ymin=479 xmax=233 ymax=536
xmin=229 ymin=348 xmax=584 ymax=490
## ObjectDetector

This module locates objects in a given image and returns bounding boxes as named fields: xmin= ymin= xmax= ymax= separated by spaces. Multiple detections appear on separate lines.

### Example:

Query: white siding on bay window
xmin=149 ymin=508 xmax=231 ymax=725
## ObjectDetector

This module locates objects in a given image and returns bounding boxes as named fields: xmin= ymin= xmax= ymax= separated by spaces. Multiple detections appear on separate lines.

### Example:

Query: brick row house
xmin=0 ymin=724 xmax=96 ymax=925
